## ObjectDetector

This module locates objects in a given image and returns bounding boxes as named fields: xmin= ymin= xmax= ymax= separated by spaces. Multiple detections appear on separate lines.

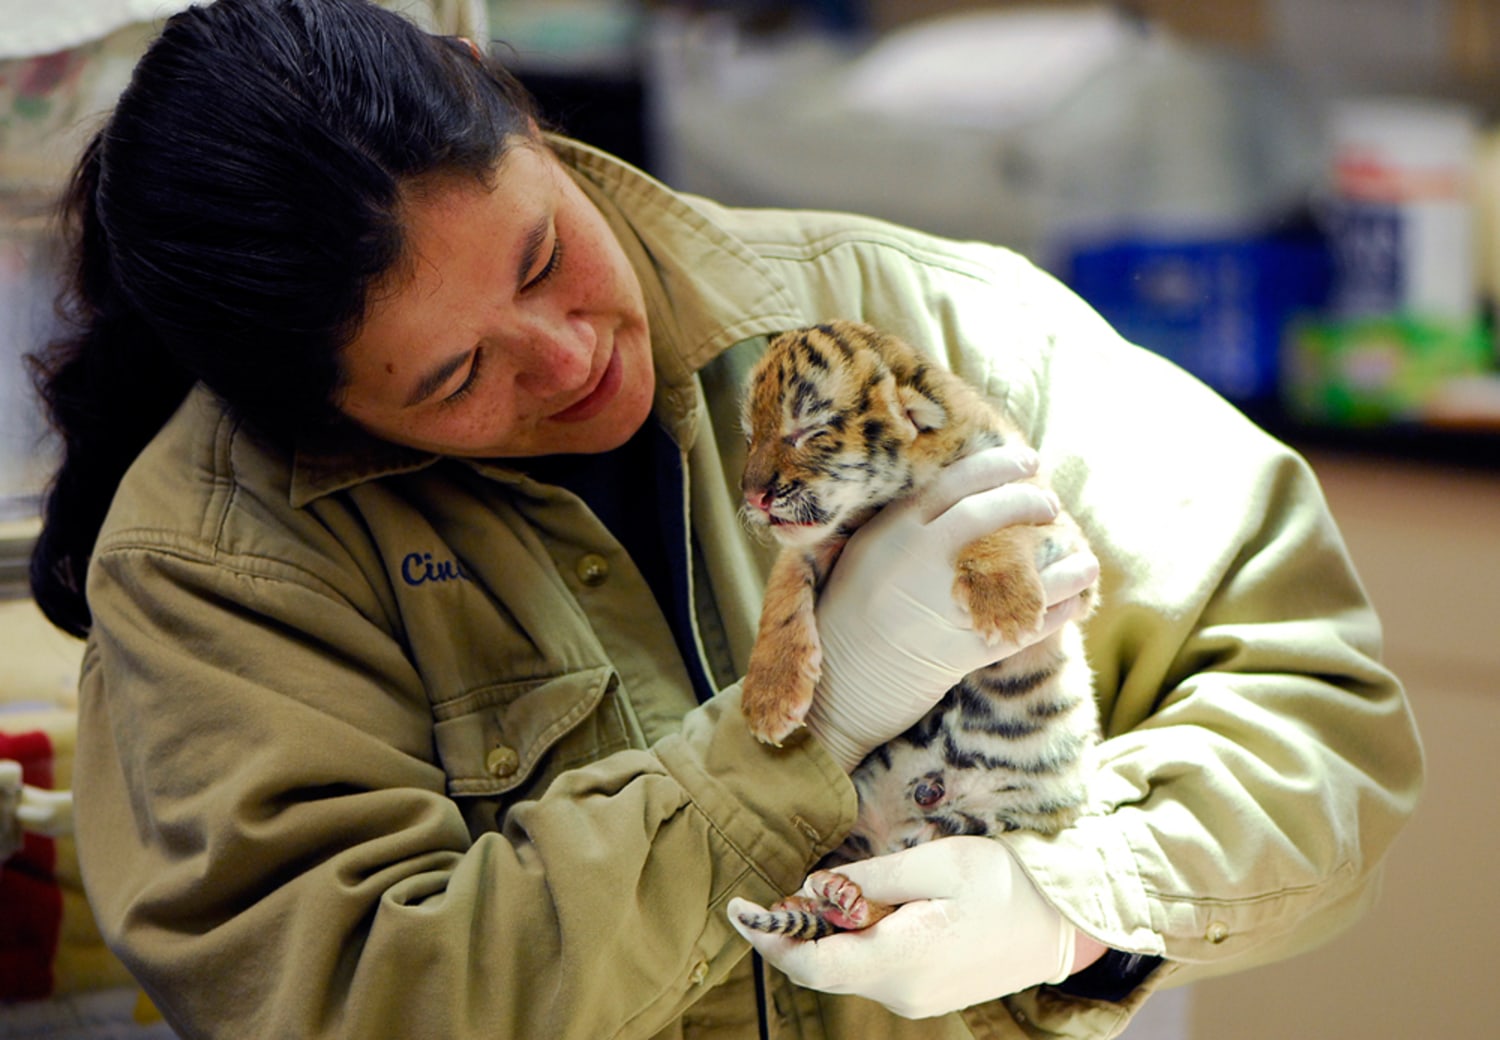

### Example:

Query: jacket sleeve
xmin=714 ymin=205 xmax=1421 ymax=1034
xmin=74 ymin=534 xmax=855 ymax=1040
xmin=965 ymin=259 xmax=1424 ymax=1027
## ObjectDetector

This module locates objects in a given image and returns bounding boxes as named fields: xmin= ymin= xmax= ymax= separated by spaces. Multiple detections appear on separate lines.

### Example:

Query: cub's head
xmin=740 ymin=322 xmax=947 ymax=548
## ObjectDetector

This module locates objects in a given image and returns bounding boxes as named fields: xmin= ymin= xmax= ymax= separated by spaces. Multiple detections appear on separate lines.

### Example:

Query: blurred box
xmin=1284 ymin=315 xmax=1490 ymax=426
xmin=1063 ymin=227 xmax=1332 ymax=408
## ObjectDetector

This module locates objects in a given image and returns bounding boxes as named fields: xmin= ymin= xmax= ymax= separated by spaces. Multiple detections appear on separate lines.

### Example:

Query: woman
xmin=29 ymin=1 xmax=1422 ymax=1037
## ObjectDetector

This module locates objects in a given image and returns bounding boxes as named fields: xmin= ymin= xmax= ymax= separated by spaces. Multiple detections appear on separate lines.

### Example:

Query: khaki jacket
xmin=73 ymin=139 xmax=1423 ymax=1039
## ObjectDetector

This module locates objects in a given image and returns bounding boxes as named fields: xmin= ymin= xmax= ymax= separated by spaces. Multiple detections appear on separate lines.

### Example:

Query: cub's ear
xmin=897 ymin=384 xmax=947 ymax=432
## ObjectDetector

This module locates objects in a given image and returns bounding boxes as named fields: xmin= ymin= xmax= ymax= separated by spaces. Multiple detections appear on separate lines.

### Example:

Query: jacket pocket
xmin=432 ymin=665 xmax=630 ymax=800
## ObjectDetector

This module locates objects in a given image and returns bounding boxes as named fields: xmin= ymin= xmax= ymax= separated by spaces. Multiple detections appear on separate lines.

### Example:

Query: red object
xmin=0 ymin=730 xmax=62 ymax=1001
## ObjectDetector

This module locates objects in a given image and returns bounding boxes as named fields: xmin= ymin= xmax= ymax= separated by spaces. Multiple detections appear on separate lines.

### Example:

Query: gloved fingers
xmin=823 ymin=838 xmax=981 ymax=905
xmin=727 ymin=895 xmax=771 ymax=933
xmin=913 ymin=445 xmax=1040 ymax=523
xmin=1033 ymin=591 xmax=1090 ymax=643
xmin=725 ymin=897 xmax=852 ymax=990
xmin=726 ymin=895 xmax=935 ymax=998
xmin=839 ymin=539 xmax=1094 ymax=646
xmin=924 ymin=481 xmax=1061 ymax=553
xmin=846 ymin=479 xmax=1057 ymax=572
xmin=1039 ymin=548 xmax=1100 ymax=608
xmin=731 ymin=838 xmax=1082 ymax=1015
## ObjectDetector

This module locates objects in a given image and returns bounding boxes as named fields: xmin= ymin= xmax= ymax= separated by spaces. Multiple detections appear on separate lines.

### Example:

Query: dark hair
xmin=28 ymin=0 xmax=539 ymax=637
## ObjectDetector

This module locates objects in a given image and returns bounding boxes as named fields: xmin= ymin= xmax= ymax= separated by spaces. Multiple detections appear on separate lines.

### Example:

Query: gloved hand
xmin=727 ymin=836 xmax=1081 ymax=1018
xmin=805 ymin=446 xmax=1099 ymax=771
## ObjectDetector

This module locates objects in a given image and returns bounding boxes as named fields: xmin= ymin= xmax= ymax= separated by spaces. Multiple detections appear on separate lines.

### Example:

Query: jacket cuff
xmin=1054 ymin=949 xmax=1165 ymax=1002
xmin=1000 ymin=804 xmax=1166 ymax=959
xmin=653 ymin=684 xmax=857 ymax=896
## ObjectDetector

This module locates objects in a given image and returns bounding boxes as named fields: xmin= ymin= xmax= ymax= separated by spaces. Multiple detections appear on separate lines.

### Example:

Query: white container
xmin=1325 ymin=97 xmax=1479 ymax=323
xmin=648 ymin=9 xmax=1322 ymax=267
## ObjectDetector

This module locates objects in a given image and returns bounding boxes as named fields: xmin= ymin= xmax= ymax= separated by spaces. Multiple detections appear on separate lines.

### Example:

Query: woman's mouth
xmin=549 ymin=346 xmax=622 ymax=424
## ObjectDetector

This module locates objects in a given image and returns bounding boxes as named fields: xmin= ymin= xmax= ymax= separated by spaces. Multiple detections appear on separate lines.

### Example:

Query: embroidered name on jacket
xmin=400 ymin=552 xmax=472 ymax=586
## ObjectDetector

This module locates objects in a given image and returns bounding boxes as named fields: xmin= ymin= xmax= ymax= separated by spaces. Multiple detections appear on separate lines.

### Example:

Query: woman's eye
xmin=442 ymin=350 xmax=484 ymax=406
xmin=523 ymin=236 xmax=564 ymax=292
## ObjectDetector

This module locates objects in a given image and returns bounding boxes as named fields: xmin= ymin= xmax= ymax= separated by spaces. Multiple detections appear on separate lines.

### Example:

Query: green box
xmin=1282 ymin=316 xmax=1491 ymax=426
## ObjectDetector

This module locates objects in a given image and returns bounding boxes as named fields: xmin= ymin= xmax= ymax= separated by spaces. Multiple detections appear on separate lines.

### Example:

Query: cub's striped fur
xmin=735 ymin=321 xmax=1099 ymax=941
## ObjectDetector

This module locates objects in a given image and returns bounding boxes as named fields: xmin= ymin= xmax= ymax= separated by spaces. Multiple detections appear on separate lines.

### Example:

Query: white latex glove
xmin=806 ymin=446 xmax=1099 ymax=771
xmin=727 ymin=836 xmax=1077 ymax=1018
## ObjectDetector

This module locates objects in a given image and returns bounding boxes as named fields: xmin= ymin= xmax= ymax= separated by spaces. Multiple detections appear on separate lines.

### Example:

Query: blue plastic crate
xmin=1062 ymin=227 xmax=1333 ymax=406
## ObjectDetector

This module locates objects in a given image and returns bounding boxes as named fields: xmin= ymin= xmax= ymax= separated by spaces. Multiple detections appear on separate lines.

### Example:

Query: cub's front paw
xmin=741 ymin=647 xmax=821 ymax=746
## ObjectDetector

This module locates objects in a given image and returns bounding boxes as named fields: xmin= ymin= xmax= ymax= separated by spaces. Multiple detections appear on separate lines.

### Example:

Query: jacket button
xmin=1206 ymin=921 xmax=1230 ymax=944
xmin=485 ymin=746 xmax=520 ymax=779
xmin=576 ymin=553 xmax=610 ymax=587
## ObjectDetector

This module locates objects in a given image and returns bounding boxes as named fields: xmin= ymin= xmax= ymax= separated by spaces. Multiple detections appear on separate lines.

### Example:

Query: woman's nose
xmin=514 ymin=316 xmax=596 ymax=397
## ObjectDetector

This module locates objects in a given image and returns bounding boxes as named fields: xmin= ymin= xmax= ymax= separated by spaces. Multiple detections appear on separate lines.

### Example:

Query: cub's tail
xmin=734 ymin=906 xmax=840 ymax=941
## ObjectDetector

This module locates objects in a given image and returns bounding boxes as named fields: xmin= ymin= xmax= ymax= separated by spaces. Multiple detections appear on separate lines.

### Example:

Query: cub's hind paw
xmin=803 ymin=870 xmax=891 ymax=932
xmin=732 ymin=872 xmax=893 ymax=942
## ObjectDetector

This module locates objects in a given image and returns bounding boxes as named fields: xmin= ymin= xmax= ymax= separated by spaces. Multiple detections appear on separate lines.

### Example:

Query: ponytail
xmin=29 ymin=136 xmax=195 ymax=637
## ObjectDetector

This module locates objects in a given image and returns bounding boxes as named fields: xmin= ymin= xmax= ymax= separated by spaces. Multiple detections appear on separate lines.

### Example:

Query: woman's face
xmin=337 ymin=141 xmax=653 ymax=458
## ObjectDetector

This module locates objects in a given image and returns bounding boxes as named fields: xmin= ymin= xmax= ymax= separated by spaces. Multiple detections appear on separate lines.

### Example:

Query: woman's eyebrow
xmin=404 ymin=349 xmax=473 ymax=407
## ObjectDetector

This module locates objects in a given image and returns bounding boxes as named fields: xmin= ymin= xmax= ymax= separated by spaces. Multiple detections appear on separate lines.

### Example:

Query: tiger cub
xmin=735 ymin=320 xmax=1099 ymax=940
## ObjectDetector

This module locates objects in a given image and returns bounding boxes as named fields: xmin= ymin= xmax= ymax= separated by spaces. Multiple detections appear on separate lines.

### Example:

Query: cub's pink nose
xmin=745 ymin=488 xmax=772 ymax=514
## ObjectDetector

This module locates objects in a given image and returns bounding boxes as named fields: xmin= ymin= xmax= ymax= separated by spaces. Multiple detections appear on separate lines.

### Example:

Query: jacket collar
xmin=289 ymin=423 xmax=439 ymax=508
xmin=290 ymin=137 xmax=801 ymax=508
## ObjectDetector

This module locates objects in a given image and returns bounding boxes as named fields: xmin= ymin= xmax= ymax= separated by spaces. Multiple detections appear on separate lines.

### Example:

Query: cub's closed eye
xmin=788 ymin=426 xmax=830 ymax=448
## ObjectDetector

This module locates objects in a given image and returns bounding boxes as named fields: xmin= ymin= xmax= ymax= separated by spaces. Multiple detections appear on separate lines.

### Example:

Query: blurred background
xmin=1 ymin=2 xmax=1496 ymax=1038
